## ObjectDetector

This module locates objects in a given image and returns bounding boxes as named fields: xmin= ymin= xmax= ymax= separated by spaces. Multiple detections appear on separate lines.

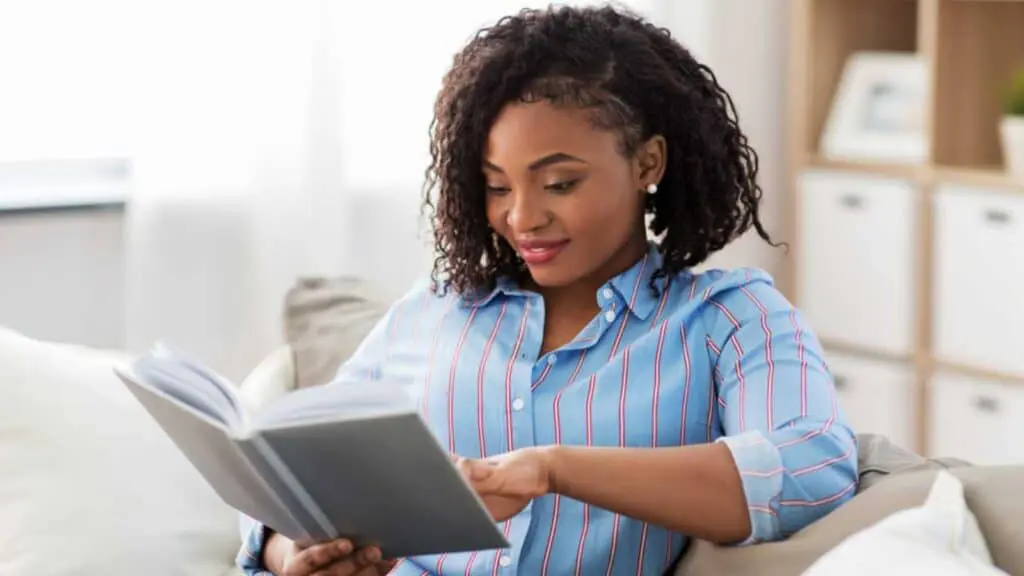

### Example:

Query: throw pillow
xmin=283 ymin=276 xmax=392 ymax=389
xmin=802 ymin=470 xmax=1006 ymax=575
xmin=0 ymin=327 xmax=239 ymax=576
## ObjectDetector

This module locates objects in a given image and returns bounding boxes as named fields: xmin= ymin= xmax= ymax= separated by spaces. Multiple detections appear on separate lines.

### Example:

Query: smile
xmin=517 ymin=240 xmax=570 ymax=265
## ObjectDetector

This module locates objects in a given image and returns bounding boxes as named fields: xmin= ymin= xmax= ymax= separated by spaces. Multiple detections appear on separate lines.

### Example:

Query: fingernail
xmin=338 ymin=540 xmax=352 ymax=553
xmin=368 ymin=547 xmax=382 ymax=562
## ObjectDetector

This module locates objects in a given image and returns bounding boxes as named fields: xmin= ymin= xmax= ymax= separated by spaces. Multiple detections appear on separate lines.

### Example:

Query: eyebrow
xmin=483 ymin=152 xmax=588 ymax=173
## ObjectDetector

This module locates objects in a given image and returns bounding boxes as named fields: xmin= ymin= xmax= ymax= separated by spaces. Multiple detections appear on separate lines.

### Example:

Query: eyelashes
xmin=545 ymin=178 xmax=580 ymax=193
xmin=485 ymin=178 xmax=581 ymax=195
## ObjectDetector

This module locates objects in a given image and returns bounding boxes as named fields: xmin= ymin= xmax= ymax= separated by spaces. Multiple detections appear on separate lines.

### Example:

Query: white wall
xmin=0 ymin=208 xmax=125 ymax=348
xmin=669 ymin=0 xmax=791 ymax=290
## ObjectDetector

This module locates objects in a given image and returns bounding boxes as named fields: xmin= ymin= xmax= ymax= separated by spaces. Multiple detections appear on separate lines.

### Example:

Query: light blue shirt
xmin=238 ymin=243 xmax=858 ymax=575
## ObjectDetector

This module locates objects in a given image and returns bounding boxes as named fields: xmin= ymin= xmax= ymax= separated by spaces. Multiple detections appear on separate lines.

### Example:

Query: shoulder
xmin=386 ymin=275 xmax=474 ymax=322
xmin=681 ymin=266 xmax=795 ymax=327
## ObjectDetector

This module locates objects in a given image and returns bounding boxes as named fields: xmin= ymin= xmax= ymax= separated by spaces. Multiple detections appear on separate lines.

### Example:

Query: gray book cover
xmin=114 ymin=353 xmax=509 ymax=559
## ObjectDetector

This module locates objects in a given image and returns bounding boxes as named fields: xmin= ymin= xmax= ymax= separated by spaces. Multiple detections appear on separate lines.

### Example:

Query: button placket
xmin=603 ymin=301 xmax=618 ymax=323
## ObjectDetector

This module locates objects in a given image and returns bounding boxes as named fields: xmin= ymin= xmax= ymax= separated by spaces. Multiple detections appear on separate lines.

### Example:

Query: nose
xmin=507 ymin=190 xmax=550 ymax=234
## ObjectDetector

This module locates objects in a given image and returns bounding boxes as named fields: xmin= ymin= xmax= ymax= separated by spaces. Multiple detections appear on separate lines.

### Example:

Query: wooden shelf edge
xmin=932 ymin=359 xmax=1024 ymax=386
xmin=816 ymin=341 xmax=1024 ymax=387
xmin=933 ymin=166 xmax=1024 ymax=191
xmin=818 ymin=339 xmax=916 ymax=364
xmin=802 ymin=155 xmax=928 ymax=181
xmin=797 ymin=155 xmax=1024 ymax=193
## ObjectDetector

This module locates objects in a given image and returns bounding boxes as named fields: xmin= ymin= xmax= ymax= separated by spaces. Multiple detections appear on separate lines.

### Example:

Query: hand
xmin=269 ymin=533 xmax=397 ymax=576
xmin=455 ymin=447 xmax=554 ymax=522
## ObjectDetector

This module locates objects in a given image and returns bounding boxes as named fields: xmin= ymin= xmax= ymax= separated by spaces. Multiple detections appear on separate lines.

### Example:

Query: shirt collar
xmin=604 ymin=242 xmax=663 ymax=321
xmin=459 ymin=275 xmax=525 ymax=309
xmin=461 ymin=242 xmax=665 ymax=318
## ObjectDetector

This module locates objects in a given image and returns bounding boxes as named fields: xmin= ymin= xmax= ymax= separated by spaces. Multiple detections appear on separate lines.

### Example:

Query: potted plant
xmin=1001 ymin=68 xmax=1024 ymax=177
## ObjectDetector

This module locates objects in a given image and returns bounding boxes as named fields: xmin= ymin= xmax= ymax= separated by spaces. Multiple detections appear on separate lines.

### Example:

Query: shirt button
xmin=512 ymin=397 xmax=525 ymax=411
xmin=604 ymin=309 xmax=616 ymax=322
xmin=546 ymin=354 xmax=557 ymax=365
xmin=601 ymin=288 xmax=614 ymax=300
xmin=498 ymin=555 xmax=512 ymax=567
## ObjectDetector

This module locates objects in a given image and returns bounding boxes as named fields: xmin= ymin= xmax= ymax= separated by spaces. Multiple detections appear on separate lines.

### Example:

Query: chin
xmin=525 ymin=267 xmax=579 ymax=288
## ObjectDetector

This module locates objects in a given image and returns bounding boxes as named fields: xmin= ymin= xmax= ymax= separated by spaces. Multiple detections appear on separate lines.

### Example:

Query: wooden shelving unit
xmin=787 ymin=0 xmax=1024 ymax=460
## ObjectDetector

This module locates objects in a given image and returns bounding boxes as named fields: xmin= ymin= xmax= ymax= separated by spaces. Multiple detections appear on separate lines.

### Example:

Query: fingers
xmin=376 ymin=559 xmax=399 ymax=575
xmin=285 ymin=539 xmax=353 ymax=575
xmin=356 ymin=546 xmax=384 ymax=564
xmin=306 ymin=546 xmax=384 ymax=576
xmin=346 ymin=558 xmax=396 ymax=576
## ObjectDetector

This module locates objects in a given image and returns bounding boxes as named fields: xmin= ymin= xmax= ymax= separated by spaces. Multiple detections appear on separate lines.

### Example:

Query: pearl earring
xmin=646 ymin=183 xmax=658 ymax=194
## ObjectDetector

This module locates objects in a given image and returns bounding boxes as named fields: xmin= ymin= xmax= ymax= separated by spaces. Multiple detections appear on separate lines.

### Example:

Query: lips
xmin=516 ymin=239 xmax=570 ymax=265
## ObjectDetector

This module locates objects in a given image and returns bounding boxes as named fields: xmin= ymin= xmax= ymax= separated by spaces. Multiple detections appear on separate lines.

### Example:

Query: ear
xmin=633 ymin=134 xmax=667 ymax=191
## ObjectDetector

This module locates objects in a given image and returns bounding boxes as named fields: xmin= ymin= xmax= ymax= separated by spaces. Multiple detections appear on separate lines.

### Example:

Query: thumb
xmin=455 ymin=457 xmax=494 ymax=482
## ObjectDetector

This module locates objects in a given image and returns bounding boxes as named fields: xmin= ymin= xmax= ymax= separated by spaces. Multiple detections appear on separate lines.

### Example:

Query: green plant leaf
xmin=1006 ymin=67 xmax=1024 ymax=117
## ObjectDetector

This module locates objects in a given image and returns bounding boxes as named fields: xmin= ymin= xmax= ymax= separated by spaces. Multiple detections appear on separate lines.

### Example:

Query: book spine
xmin=250 ymin=435 xmax=338 ymax=541
xmin=231 ymin=440 xmax=312 ymax=543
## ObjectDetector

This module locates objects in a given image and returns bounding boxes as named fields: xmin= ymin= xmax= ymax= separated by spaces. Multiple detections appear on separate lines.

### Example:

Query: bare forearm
xmin=263 ymin=531 xmax=290 ymax=574
xmin=544 ymin=443 xmax=750 ymax=543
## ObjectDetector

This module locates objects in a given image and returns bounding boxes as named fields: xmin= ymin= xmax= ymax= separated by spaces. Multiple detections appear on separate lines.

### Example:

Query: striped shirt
xmin=237 ymin=243 xmax=858 ymax=575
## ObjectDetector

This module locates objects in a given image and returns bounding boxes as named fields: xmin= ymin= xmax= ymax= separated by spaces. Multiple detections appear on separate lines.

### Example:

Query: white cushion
xmin=238 ymin=344 xmax=298 ymax=413
xmin=0 ymin=327 xmax=239 ymax=575
xmin=802 ymin=470 xmax=1008 ymax=575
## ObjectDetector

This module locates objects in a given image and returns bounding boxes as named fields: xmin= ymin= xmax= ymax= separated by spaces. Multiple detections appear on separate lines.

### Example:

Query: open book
xmin=114 ymin=343 xmax=509 ymax=558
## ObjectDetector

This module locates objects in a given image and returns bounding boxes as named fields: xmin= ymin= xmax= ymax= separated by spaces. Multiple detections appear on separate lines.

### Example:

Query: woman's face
xmin=483 ymin=100 xmax=662 ymax=289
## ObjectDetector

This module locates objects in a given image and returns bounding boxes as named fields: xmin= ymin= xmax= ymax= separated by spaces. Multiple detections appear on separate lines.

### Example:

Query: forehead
xmin=484 ymin=101 xmax=617 ymax=164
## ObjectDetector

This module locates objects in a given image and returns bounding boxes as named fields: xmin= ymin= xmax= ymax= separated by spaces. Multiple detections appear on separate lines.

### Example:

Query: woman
xmin=238 ymin=5 xmax=857 ymax=576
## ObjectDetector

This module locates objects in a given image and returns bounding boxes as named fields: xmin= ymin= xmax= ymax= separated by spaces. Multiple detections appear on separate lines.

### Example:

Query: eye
xmin=485 ymin=184 xmax=511 ymax=196
xmin=545 ymin=179 xmax=579 ymax=193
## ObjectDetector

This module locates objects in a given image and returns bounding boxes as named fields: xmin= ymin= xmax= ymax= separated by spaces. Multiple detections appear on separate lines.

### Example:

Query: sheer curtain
xmin=120 ymin=0 xmax=665 ymax=380
xmin=124 ymin=2 xmax=347 ymax=380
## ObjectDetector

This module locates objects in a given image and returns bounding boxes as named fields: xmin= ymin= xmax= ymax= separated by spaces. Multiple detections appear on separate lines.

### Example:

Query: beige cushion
xmin=0 ymin=327 xmax=239 ymax=575
xmin=283 ymin=276 xmax=392 ymax=389
xmin=675 ymin=437 xmax=1024 ymax=576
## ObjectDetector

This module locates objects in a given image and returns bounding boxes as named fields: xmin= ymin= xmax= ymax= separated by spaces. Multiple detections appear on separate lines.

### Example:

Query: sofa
xmin=1 ymin=276 xmax=1022 ymax=575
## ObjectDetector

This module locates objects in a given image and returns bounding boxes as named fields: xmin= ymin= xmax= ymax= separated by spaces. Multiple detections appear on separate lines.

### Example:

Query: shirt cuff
xmin=717 ymin=430 xmax=784 ymax=544
xmin=236 ymin=520 xmax=274 ymax=575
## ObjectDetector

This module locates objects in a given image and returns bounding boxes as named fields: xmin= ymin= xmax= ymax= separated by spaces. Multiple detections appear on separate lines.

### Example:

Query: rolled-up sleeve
xmin=236 ymin=514 xmax=274 ymax=575
xmin=703 ymin=272 xmax=858 ymax=543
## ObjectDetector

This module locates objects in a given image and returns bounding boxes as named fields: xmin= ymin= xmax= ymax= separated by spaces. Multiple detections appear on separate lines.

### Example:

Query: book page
xmin=253 ymin=380 xmax=416 ymax=430
xmin=132 ymin=343 xmax=244 ymax=429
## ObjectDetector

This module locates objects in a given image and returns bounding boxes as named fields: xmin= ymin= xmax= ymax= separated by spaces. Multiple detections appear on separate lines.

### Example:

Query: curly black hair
xmin=422 ymin=3 xmax=780 ymax=297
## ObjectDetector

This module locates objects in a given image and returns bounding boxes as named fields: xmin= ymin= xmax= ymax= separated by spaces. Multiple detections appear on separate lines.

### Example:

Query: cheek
xmin=561 ymin=184 xmax=640 ymax=233
xmin=485 ymin=196 xmax=506 ymax=232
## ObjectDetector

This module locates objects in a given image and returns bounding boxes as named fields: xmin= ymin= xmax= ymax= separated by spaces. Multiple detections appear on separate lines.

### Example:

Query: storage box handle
xmin=983 ymin=209 xmax=1011 ymax=225
xmin=839 ymin=194 xmax=863 ymax=209
xmin=972 ymin=395 xmax=1000 ymax=413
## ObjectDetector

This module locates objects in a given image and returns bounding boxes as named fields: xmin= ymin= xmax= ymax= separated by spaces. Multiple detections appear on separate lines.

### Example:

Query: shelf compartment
xmin=933 ymin=0 xmax=1024 ymax=169
xmin=804 ymin=0 xmax=920 ymax=157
